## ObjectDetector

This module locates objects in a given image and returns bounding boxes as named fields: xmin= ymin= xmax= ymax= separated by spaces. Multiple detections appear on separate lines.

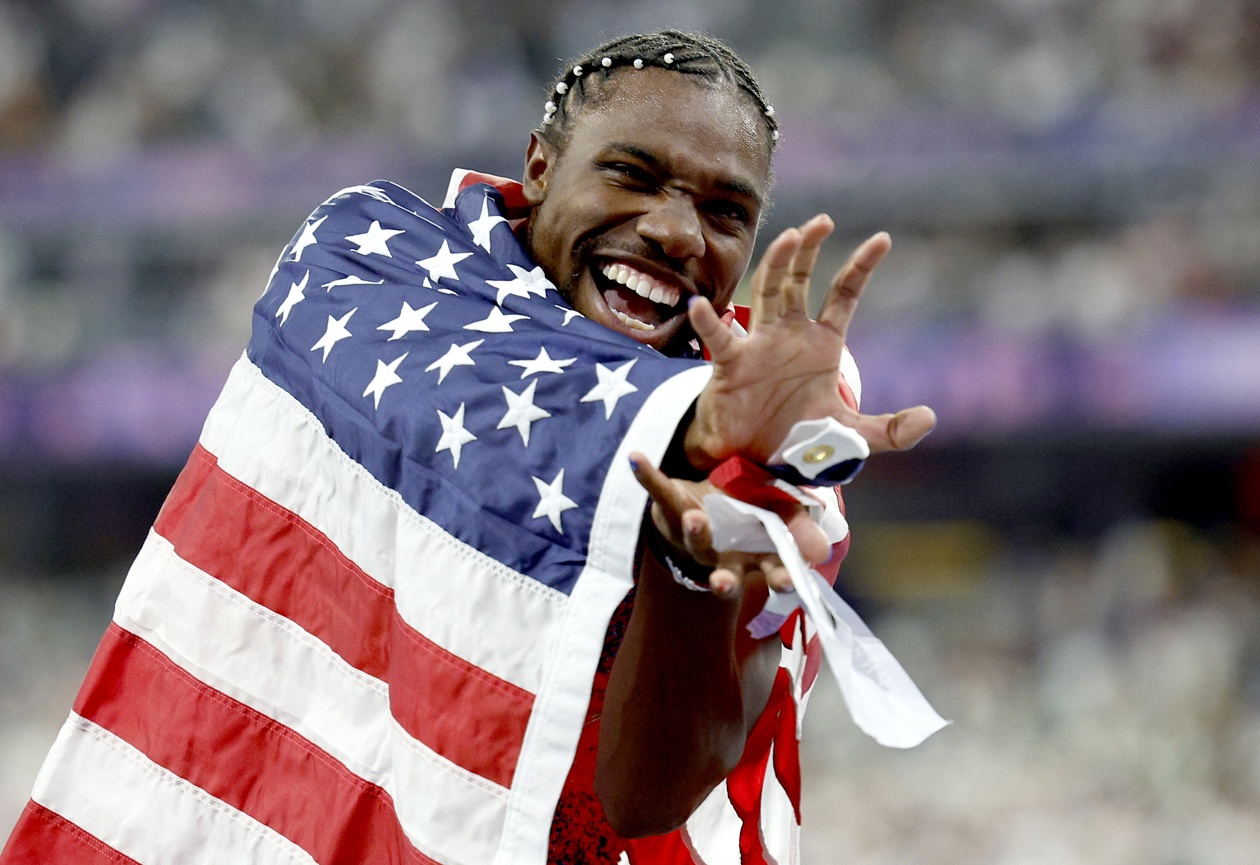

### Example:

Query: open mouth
xmin=595 ymin=261 xmax=685 ymax=334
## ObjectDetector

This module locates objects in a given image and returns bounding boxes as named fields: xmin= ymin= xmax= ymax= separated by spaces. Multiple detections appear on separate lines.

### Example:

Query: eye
xmin=604 ymin=161 xmax=657 ymax=189
xmin=704 ymin=199 xmax=751 ymax=229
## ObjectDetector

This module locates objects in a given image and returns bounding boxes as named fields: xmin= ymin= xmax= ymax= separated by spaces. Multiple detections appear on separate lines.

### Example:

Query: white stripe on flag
xmin=114 ymin=531 xmax=508 ymax=864
xmin=199 ymin=354 xmax=566 ymax=694
xmin=492 ymin=364 xmax=714 ymax=865
xmin=760 ymin=745 xmax=799 ymax=865
xmin=32 ymin=714 xmax=317 ymax=865
xmin=683 ymin=779 xmax=743 ymax=865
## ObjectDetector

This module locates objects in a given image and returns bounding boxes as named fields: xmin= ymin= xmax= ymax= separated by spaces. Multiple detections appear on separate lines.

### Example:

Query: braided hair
xmin=537 ymin=30 xmax=779 ymax=154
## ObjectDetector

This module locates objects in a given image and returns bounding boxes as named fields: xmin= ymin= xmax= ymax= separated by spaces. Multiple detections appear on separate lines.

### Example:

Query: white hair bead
xmin=765 ymin=105 xmax=775 ymax=117
xmin=556 ymin=81 xmax=568 ymax=94
xmin=544 ymin=101 xmax=556 ymax=113
xmin=601 ymin=57 xmax=612 ymax=67
xmin=772 ymin=129 xmax=780 ymax=140
xmin=573 ymin=65 xmax=583 ymax=76
xmin=663 ymin=52 xmax=674 ymax=64
xmin=633 ymin=58 xmax=644 ymax=69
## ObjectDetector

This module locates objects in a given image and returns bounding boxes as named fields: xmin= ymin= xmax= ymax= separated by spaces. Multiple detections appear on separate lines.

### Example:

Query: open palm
xmin=684 ymin=215 xmax=936 ymax=471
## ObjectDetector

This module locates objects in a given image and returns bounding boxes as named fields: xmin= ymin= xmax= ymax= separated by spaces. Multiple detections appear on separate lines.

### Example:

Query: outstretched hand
xmin=683 ymin=215 xmax=937 ymax=471
xmin=629 ymin=451 xmax=830 ymax=598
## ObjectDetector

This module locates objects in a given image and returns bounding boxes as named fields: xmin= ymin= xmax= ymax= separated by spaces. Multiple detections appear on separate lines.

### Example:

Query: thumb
xmin=687 ymin=296 xmax=735 ymax=362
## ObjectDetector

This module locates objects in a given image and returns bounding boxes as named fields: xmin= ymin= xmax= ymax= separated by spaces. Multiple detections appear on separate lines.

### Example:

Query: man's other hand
xmin=629 ymin=451 xmax=829 ymax=598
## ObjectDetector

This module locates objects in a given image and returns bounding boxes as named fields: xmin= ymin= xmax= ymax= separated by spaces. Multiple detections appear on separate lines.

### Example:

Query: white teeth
xmin=613 ymin=309 xmax=656 ymax=331
xmin=600 ymin=263 xmax=681 ymax=308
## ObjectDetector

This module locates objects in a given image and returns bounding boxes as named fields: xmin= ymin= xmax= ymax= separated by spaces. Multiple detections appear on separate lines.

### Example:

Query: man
xmin=519 ymin=31 xmax=936 ymax=861
xmin=1 ymin=30 xmax=932 ymax=865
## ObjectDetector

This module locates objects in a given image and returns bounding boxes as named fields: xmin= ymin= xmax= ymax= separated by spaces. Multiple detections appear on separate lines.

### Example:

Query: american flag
xmin=0 ymin=171 xmax=836 ymax=865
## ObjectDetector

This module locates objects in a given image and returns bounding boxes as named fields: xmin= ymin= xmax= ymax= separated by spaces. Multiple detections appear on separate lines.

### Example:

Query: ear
xmin=521 ymin=131 xmax=555 ymax=206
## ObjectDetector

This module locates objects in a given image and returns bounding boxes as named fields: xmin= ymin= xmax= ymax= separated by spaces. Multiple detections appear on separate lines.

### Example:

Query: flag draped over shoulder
xmin=1 ymin=172 xmax=838 ymax=865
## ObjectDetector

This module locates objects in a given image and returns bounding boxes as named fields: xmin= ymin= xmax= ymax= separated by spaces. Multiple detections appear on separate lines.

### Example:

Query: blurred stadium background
xmin=2 ymin=1 xmax=1259 ymax=862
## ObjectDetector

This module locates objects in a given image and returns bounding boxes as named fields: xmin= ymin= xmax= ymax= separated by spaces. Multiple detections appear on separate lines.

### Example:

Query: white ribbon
xmin=705 ymin=494 xmax=949 ymax=749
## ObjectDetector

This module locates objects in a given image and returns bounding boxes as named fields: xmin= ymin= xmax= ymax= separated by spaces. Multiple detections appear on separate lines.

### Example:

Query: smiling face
xmin=521 ymin=67 xmax=773 ymax=353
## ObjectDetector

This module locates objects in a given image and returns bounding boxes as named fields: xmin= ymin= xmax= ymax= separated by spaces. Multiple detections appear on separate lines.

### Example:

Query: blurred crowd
xmin=3 ymin=518 xmax=1258 ymax=863
xmin=1 ymin=2 xmax=1259 ymax=860
xmin=0 ymin=0 xmax=1258 ymax=374
xmin=799 ymin=519 xmax=1260 ymax=865
xmin=1 ymin=0 xmax=1257 ymax=152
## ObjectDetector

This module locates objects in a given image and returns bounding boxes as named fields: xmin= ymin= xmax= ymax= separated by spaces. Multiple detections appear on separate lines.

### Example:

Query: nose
xmin=636 ymin=194 xmax=706 ymax=262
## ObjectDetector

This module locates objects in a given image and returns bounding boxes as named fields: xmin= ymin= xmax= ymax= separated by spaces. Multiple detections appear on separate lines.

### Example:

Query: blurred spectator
xmin=1 ymin=0 xmax=1257 ymax=366
xmin=2 ymin=3 xmax=1259 ymax=858
xmin=799 ymin=519 xmax=1260 ymax=865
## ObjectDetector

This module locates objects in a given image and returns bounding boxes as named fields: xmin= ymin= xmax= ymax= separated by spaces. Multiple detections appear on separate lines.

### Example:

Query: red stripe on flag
xmin=456 ymin=171 xmax=531 ymax=214
xmin=74 ymin=624 xmax=439 ymax=865
xmin=0 ymin=801 xmax=141 ymax=865
xmin=726 ymin=669 xmax=794 ymax=865
xmin=152 ymin=444 xmax=532 ymax=787
xmin=155 ymin=446 xmax=392 ymax=677
xmin=623 ymin=831 xmax=697 ymax=865
xmin=772 ymin=688 xmax=802 ymax=825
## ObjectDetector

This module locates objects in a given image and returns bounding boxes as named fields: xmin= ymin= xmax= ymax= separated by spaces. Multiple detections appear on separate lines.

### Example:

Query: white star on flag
xmin=363 ymin=352 xmax=408 ymax=409
xmin=346 ymin=221 xmax=405 ymax=257
xmin=581 ymin=359 xmax=639 ymax=419
xmin=275 ymin=270 xmax=310 ymax=325
xmin=378 ymin=300 xmax=438 ymax=341
xmin=506 ymin=264 xmax=554 ymax=297
xmin=417 ymin=240 xmax=473 ymax=282
xmin=465 ymin=307 xmax=528 ymax=333
xmin=508 ymin=348 xmax=576 ymax=379
xmin=290 ymin=215 xmax=327 ymax=262
xmin=532 ymin=469 xmax=578 ymax=533
xmin=468 ymin=197 xmax=508 ymax=251
xmin=310 ymin=307 xmax=357 ymax=362
xmin=436 ymin=402 xmax=477 ymax=468
xmin=485 ymin=272 xmax=534 ymax=305
xmin=556 ymin=305 xmax=584 ymax=326
xmin=322 ymin=274 xmax=384 ymax=292
xmin=497 ymin=380 xmax=551 ymax=446
xmin=425 ymin=339 xmax=484 ymax=383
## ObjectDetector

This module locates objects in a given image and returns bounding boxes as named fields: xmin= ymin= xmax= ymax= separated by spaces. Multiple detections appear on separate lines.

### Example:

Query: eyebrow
xmin=602 ymin=142 xmax=765 ymax=207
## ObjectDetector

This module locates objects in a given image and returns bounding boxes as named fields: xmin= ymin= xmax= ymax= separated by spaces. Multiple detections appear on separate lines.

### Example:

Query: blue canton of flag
xmin=249 ymin=179 xmax=705 ymax=595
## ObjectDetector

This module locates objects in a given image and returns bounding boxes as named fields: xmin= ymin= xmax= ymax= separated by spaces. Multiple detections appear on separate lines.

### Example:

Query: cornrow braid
xmin=537 ymin=30 xmax=779 ymax=152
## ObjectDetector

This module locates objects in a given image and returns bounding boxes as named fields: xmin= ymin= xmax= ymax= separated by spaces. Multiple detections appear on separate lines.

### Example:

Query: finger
xmin=817 ymin=231 xmax=892 ymax=339
xmin=762 ymin=560 xmax=794 ymax=594
xmin=780 ymin=214 xmax=835 ymax=318
xmin=629 ymin=451 xmax=692 ymax=527
xmin=679 ymin=509 xmax=717 ymax=564
xmin=749 ymin=227 xmax=801 ymax=327
xmin=783 ymin=508 xmax=831 ymax=564
xmin=853 ymin=404 xmax=938 ymax=453
xmin=687 ymin=295 xmax=737 ymax=362
xmin=708 ymin=562 xmax=742 ymax=598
